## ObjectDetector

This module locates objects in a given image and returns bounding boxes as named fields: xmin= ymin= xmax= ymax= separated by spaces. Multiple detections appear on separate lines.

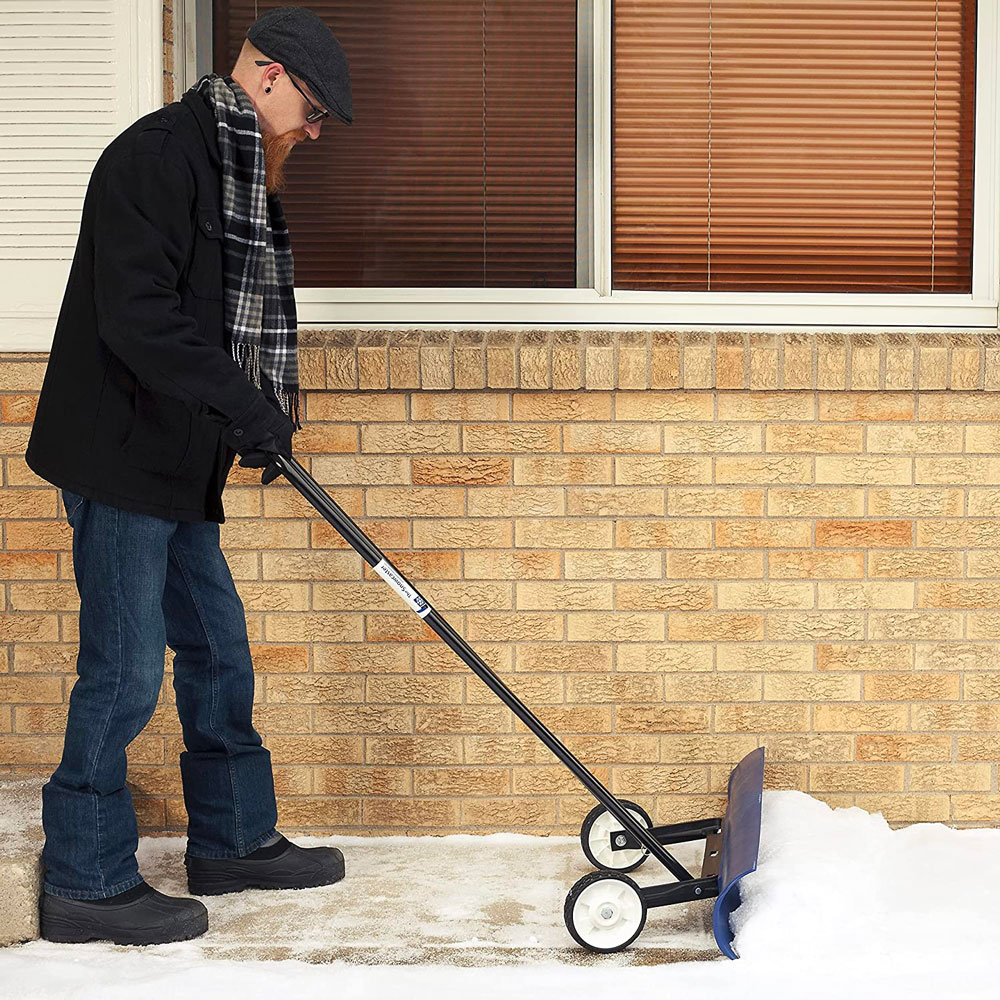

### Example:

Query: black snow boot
xmin=39 ymin=880 xmax=208 ymax=945
xmin=184 ymin=835 xmax=345 ymax=896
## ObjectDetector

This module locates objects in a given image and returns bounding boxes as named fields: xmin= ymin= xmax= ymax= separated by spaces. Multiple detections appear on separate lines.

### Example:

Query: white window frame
xmin=292 ymin=0 xmax=1000 ymax=331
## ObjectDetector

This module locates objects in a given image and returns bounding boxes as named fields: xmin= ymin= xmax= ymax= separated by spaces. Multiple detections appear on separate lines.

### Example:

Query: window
xmin=217 ymin=2 xmax=997 ymax=326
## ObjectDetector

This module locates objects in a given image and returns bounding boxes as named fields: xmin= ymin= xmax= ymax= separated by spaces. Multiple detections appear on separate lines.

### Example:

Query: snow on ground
xmin=1 ymin=789 xmax=997 ymax=999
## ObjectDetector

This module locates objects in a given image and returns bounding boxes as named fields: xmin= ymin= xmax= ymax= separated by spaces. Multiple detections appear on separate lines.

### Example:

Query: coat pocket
xmin=186 ymin=206 xmax=224 ymax=300
xmin=121 ymin=383 xmax=195 ymax=477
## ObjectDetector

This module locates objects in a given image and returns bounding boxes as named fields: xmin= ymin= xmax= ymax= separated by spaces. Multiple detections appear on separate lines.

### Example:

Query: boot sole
xmin=40 ymin=909 xmax=208 ymax=946
xmin=186 ymin=858 xmax=345 ymax=896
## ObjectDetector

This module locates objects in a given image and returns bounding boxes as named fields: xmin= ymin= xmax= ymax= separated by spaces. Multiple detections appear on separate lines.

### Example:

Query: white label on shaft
xmin=373 ymin=559 xmax=431 ymax=618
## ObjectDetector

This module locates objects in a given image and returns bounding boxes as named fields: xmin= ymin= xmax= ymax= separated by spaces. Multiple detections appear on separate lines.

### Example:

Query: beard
xmin=261 ymin=128 xmax=307 ymax=194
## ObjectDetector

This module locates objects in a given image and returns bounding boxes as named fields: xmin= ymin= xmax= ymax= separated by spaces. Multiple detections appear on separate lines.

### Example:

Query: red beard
xmin=262 ymin=128 xmax=307 ymax=194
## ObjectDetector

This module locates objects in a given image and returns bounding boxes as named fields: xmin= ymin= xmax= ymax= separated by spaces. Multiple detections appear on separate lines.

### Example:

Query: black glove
xmin=237 ymin=420 xmax=293 ymax=485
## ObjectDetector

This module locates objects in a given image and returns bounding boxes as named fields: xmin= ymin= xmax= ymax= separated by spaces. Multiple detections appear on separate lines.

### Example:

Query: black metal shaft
xmin=272 ymin=452 xmax=695 ymax=882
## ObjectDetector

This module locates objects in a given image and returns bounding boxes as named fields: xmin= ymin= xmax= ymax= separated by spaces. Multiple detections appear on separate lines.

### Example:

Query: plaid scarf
xmin=193 ymin=73 xmax=301 ymax=430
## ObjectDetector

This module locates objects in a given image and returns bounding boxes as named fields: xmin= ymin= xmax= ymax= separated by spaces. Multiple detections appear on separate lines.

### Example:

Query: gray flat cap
xmin=248 ymin=5 xmax=353 ymax=125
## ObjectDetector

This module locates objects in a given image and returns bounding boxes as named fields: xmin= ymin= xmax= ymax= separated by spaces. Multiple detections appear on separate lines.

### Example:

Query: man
xmin=24 ymin=6 xmax=353 ymax=945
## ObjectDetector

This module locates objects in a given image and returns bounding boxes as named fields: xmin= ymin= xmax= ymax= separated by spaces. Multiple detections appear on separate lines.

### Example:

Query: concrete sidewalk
xmin=0 ymin=777 xmax=719 ymax=964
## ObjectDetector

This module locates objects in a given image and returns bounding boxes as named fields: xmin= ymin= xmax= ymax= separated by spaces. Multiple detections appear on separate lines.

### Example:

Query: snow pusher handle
xmin=269 ymin=451 xmax=696 ymax=882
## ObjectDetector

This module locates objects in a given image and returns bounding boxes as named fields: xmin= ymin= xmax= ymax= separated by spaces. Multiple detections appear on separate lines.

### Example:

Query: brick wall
xmin=2 ymin=332 xmax=999 ymax=835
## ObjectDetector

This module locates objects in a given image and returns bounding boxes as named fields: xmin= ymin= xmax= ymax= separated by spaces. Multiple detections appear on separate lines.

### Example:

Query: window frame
xmin=291 ymin=0 xmax=1000 ymax=331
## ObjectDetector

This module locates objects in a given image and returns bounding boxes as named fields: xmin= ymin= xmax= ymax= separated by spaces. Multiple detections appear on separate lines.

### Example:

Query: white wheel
xmin=580 ymin=799 xmax=652 ymax=872
xmin=564 ymin=872 xmax=647 ymax=953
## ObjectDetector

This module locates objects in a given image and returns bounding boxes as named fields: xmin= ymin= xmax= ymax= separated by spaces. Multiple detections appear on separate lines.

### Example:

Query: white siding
xmin=0 ymin=0 xmax=163 ymax=347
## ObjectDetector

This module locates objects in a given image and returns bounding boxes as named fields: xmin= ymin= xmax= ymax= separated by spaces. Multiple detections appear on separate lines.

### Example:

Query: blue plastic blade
xmin=711 ymin=746 xmax=765 ymax=959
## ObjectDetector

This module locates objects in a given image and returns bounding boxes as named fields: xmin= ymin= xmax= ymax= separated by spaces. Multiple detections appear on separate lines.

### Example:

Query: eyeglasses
xmin=255 ymin=60 xmax=329 ymax=124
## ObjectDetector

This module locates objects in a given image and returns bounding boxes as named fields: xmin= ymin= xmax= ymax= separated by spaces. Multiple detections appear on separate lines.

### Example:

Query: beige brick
xmin=514 ymin=704 xmax=613 ymax=733
xmin=815 ymin=520 xmax=912 ymax=548
xmin=513 ymin=392 xmax=611 ymax=421
xmin=366 ymin=737 xmax=462 ymax=765
xmin=770 ymin=550 xmax=865 ymax=579
xmin=516 ymin=582 xmax=611 ymax=611
xmin=763 ymin=674 xmax=861 ymax=701
xmin=307 ymin=392 xmax=404 ymax=422
xmin=919 ymin=581 xmax=1000 ymax=609
xmin=0 ymin=615 xmax=59 ymax=643
xmin=875 ymin=604 xmax=963 ymax=639
xmin=512 ymin=764 xmax=610 ymax=795
xmin=616 ymin=392 xmax=713 ymax=421
xmin=266 ymin=675 xmax=364 ymax=704
xmin=277 ymin=798 xmax=362 ymax=828
xmin=668 ymin=489 xmax=764 ymax=517
xmin=726 ymin=644 xmax=813 ymax=672
xmin=514 ymin=455 xmax=612 ymax=485
xmin=869 ymin=487 xmax=963 ymax=517
xmin=462 ymin=423 xmax=559 ymax=453
xmin=716 ymin=456 xmax=812 ymax=485
xmin=368 ymin=676 xmax=463 ymax=704
xmin=813 ymin=704 xmax=908 ymax=731
xmin=667 ymin=550 xmax=763 ymax=579
xmin=854 ymin=794 xmax=950 ymax=824
xmin=766 ymin=612 xmax=865 ymax=641
xmin=864 ymin=673 xmax=960 ymax=700
xmin=911 ymin=704 xmax=1000 ymax=731
xmin=567 ymin=613 xmax=663 ymax=642
xmin=568 ymin=488 xmax=664 ymax=517
xmin=918 ymin=456 xmax=1000 ymax=485
xmin=616 ymin=582 xmax=713 ymax=611
xmin=461 ymin=797 xmax=556 ymax=828
xmin=315 ymin=767 xmax=410 ymax=796
xmin=365 ymin=613 xmax=437 ymax=642
xmin=413 ymin=767 xmax=510 ymax=796
xmin=566 ymin=675 xmax=661 ymax=702
xmin=668 ymin=613 xmax=764 ymax=642
xmin=467 ymin=613 xmax=563 ymax=642
xmin=415 ymin=706 xmax=510 ymax=734
xmin=615 ymin=705 xmax=712 ymax=733
xmin=564 ymin=424 xmax=660 ymax=453
xmin=816 ymin=456 xmax=912 ymax=485
xmin=810 ymin=765 xmax=904 ymax=793
xmin=664 ymin=424 xmax=761 ymax=453
xmin=515 ymin=643 xmax=610 ymax=673
xmin=949 ymin=796 xmax=1000 ymax=823
xmin=716 ymin=519 xmax=812 ymax=549
xmin=564 ymin=551 xmax=660 ymax=580
xmin=617 ymin=520 xmax=711 ymax=549
xmin=613 ymin=766 xmax=709 ymax=795
xmin=515 ymin=519 xmax=612 ymax=549
xmin=869 ymin=551 xmax=961 ymax=579
xmin=413 ymin=519 xmax=511 ymax=549
xmin=856 ymin=735 xmax=951 ymax=762
xmin=413 ymin=456 xmax=510 ymax=486
xmin=0 ymin=553 xmax=58 ymax=581
xmin=817 ymin=581 xmax=914 ymax=610
xmin=8 ymin=583 xmax=79 ymax=612
xmin=313 ymin=705 xmax=412 ymax=734
xmin=467 ymin=487 xmax=564 ymax=517
xmin=265 ymin=613 xmax=362 ymax=643
xmin=718 ymin=581 xmax=814 ymax=610
xmin=616 ymin=456 xmax=712 ymax=486
xmin=766 ymin=424 xmax=863 ymax=453
xmin=715 ymin=704 xmax=810 ymax=732
xmin=365 ymin=488 xmax=464 ymax=517
xmin=412 ymin=393 xmax=508 ymax=421
xmin=464 ymin=549 xmax=561 ymax=580
xmin=361 ymin=423 xmax=459 ymax=454
xmin=617 ymin=643 xmax=714 ymax=673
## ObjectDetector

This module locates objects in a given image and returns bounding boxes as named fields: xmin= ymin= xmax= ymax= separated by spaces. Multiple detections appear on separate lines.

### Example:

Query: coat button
xmin=205 ymin=221 xmax=213 ymax=231
xmin=233 ymin=428 xmax=243 ymax=437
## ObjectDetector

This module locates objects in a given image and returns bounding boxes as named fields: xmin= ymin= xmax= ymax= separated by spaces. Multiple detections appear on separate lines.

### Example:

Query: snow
xmin=1 ymin=789 xmax=997 ymax=999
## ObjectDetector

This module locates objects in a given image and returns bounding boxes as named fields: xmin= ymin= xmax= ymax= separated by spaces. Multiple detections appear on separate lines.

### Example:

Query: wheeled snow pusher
xmin=274 ymin=453 xmax=765 ymax=958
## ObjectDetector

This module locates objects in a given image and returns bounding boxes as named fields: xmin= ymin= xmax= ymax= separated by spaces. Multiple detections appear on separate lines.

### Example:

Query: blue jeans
xmin=41 ymin=490 xmax=278 ymax=900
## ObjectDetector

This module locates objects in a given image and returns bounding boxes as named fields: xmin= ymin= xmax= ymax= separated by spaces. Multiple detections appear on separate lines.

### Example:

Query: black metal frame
xmin=273 ymin=453 xmax=726 ymax=903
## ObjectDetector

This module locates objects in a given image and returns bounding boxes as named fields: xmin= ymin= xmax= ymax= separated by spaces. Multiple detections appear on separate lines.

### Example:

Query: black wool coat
xmin=25 ymin=87 xmax=294 ymax=523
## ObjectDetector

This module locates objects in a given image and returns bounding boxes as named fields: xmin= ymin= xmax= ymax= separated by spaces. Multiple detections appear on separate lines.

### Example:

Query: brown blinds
xmin=613 ymin=1 xmax=978 ymax=293
xmin=214 ymin=2 xmax=578 ymax=288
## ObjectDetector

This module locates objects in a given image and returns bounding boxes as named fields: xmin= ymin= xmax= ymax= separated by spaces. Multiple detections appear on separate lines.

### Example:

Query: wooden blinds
xmin=613 ymin=1 xmax=978 ymax=293
xmin=214 ymin=2 xmax=578 ymax=288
